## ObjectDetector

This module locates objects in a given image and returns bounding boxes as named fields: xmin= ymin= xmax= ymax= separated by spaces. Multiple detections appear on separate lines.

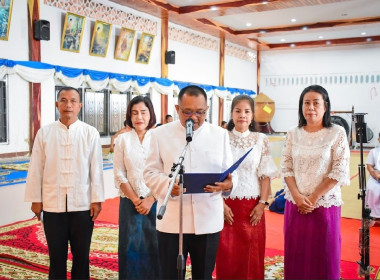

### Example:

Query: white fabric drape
xmin=55 ymin=71 xmax=85 ymax=88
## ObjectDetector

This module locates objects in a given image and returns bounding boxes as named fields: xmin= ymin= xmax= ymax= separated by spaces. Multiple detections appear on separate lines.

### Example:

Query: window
xmin=0 ymin=79 xmax=7 ymax=143
xmin=55 ymin=85 xmax=130 ymax=137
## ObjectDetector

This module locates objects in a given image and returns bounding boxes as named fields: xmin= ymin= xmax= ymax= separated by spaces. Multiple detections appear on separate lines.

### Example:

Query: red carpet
xmin=98 ymin=197 xmax=380 ymax=279
xmin=1 ymin=197 xmax=379 ymax=279
xmin=0 ymin=219 xmax=118 ymax=279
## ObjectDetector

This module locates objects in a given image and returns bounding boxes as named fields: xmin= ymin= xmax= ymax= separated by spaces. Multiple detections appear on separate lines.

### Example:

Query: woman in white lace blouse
xmin=216 ymin=95 xmax=278 ymax=279
xmin=281 ymin=85 xmax=350 ymax=280
xmin=113 ymin=96 xmax=161 ymax=279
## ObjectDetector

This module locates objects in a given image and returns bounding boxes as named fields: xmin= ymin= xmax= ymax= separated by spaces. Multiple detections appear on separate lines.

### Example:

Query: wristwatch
xmin=259 ymin=199 xmax=269 ymax=206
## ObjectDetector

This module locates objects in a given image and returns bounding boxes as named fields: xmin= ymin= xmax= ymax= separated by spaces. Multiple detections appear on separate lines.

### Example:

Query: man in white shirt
xmin=144 ymin=85 xmax=235 ymax=279
xmin=25 ymin=87 xmax=104 ymax=279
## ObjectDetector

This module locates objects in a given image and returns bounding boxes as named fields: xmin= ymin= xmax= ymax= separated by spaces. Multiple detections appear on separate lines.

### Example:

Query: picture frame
xmin=90 ymin=20 xmax=112 ymax=57
xmin=60 ymin=12 xmax=85 ymax=53
xmin=114 ymin=27 xmax=135 ymax=61
xmin=136 ymin=32 xmax=155 ymax=64
xmin=0 ymin=0 xmax=13 ymax=41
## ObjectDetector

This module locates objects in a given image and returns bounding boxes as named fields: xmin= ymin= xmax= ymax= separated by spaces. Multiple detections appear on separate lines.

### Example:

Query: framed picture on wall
xmin=0 ymin=0 xmax=13 ymax=41
xmin=136 ymin=33 xmax=155 ymax=64
xmin=90 ymin=20 xmax=112 ymax=57
xmin=60 ymin=12 xmax=85 ymax=52
xmin=114 ymin=27 xmax=135 ymax=61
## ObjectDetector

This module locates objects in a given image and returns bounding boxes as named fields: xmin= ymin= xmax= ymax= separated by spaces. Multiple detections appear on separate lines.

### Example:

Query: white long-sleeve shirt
xmin=143 ymin=120 xmax=236 ymax=235
xmin=24 ymin=120 xmax=105 ymax=212
xmin=113 ymin=129 xmax=152 ymax=198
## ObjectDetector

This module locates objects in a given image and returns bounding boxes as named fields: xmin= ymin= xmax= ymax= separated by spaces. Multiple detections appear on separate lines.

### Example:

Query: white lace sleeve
xmin=280 ymin=131 xmax=294 ymax=178
xmin=257 ymin=135 xmax=278 ymax=179
xmin=327 ymin=127 xmax=350 ymax=186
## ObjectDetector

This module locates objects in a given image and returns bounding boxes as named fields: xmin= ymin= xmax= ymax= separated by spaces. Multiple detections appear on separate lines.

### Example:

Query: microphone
xmin=185 ymin=118 xmax=194 ymax=142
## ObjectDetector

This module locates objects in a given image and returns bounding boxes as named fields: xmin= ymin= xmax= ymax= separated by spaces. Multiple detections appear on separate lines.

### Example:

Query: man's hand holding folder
xmin=203 ymin=173 xmax=233 ymax=193
xmin=170 ymin=173 xmax=233 ymax=196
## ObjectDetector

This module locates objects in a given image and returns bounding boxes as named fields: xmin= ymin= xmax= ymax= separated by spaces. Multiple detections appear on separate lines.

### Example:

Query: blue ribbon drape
xmin=0 ymin=59 xmax=256 ymax=96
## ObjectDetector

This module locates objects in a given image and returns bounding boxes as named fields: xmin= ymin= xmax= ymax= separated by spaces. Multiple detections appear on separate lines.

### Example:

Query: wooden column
xmin=256 ymin=50 xmax=261 ymax=94
xmin=160 ymin=10 xmax=168 ymax=123
xmin=27 ymin=0 xmax=41 ymax=152
xmin=218 ymin=33 xmax=225 ymax=126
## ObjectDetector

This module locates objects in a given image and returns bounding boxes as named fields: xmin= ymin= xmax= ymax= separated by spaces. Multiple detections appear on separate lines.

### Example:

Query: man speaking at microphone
xmin=144 ymin=85 xmax=235 ymax=279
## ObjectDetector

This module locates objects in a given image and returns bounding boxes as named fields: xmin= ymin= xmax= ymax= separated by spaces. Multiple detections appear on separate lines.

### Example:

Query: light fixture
xmin=290 ymin=43 xmax=296 ymax=47
xmin=326 ymin=41 xmax=331 ymax=45
xmin=210 ymin=6 xmax=218 ymax=11
xmin=280 ymin=38 xmax=286 ymax=42
xmin=246 ymin=22 xmax=252 ymax=27
xmin=302 ymin=26 xmax=308 ymax=30
xmin=259 ymin=30 xmax=266 ymax=34
xmin=262 ymin=1 xmax=268 ymax=4
xmin=361 ymin=32 xmax=366 ymax=36
xmin=366 ymin=38 xmax=372 ymax=42
xmin=318 ymin=35 xmax=324 ymax=39
xmin=291 ymin=18 xmax=297 ymax=23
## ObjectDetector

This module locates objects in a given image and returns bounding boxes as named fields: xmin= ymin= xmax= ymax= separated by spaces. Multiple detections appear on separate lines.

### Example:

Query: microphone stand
xmin=157 ymin=141 xmax=190 ymax=280
xmin=355 ymin=115 xmax=371 ymax=280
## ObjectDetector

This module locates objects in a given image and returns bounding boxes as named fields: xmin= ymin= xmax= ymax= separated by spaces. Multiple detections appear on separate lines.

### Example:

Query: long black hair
xmin=227 ymin=94 xmax=255 ymax=132
xmin=298 ymin=85 xmax=332 ymax=128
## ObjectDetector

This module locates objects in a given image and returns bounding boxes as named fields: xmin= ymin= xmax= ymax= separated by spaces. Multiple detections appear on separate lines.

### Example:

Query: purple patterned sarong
xmin=284 ymin=200 xmax=341 ymax=280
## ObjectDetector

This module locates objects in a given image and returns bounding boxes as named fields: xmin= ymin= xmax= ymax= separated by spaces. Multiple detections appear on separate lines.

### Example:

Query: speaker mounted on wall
xmin=165 ymin=51 xmax=175 ymax=64
xmin=34 ymin=20 xmax=50 ymax=41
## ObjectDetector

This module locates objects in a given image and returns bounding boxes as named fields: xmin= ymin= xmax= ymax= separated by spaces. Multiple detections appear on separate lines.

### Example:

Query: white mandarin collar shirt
xmin=25 ymin=120 xmax=105 ymax=212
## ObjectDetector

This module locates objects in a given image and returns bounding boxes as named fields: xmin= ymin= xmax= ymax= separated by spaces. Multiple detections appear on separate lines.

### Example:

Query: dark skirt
xmin=216 ymin=197 xmax=266 ymax=279
xmin=284 ymin=200 xmax=341 ymax=280
xmin=118 ymin=197 xmax=161 ymax=280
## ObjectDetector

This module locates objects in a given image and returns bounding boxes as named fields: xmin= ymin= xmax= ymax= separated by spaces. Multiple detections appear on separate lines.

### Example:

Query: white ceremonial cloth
xmin=281 ymin=124 xmax=350 ymax=208
xmin=113 ymin=129 xmax=152 ymax=198
xmin=366 ymin=147 xmax=380 ymax=218
xmin=25 ymin=120 xmax=105 ymax=212
xmin=143 ymin=120 xmax=236 ymax=235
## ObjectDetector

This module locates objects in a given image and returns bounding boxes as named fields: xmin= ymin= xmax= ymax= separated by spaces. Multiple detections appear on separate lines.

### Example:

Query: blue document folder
xmin=183 ymin=148 xmax=252 ymax=194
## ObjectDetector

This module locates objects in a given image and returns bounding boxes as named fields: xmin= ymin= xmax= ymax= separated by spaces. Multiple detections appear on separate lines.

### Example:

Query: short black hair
xmin=165 ymin=114 xmax=172 ymax=121
xmin=126 ymin=96 xmax=156 ymax=130
xmin=221 ymin=121 xmax=227 ymax=126
xmin=298 ymin=85 xmax=332 ymax=128
xmin=227 ymin=94 xmax=255 ymax=132
xmin=57 ymin=87 xmax=81 ymax=102
xmin=178 ymin=85 xmax=207 ymax=103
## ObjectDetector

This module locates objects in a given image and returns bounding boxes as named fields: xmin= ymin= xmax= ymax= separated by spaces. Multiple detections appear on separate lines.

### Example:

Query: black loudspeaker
xmin=165 ymin=51 xmax=175 ymax=64
xmin=34 ymin=20 xmax=50 ymax=41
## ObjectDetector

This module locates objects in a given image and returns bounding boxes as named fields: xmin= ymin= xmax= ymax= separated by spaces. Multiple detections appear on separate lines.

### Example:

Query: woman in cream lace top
xmin=281 ymin=85 xmax=350 ymax=280
xmin=113 ymin=96 xmax=160 ymax=279
xmin=216 ymin=95 xmax=278 ymax=280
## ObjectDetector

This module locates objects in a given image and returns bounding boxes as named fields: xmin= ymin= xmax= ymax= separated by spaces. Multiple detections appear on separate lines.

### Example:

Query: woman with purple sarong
xmin=280 ymin=85 xmax=350 ymax=280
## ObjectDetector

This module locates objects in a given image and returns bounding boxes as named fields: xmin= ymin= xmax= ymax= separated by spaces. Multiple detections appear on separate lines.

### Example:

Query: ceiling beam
xmin=237 ymin=17 xmax=380 ymax=35
xmin=196 ymin=16 xmax=380 ymax=36
xmin=266 ymin=35 xmax=380 ymax=49
xmin=178 ymin=0 xmax=280 ymax=14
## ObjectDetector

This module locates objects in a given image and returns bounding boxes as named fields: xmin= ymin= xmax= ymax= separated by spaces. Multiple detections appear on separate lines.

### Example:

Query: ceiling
xmin=110 ymin=0 xmax=380 ymax=50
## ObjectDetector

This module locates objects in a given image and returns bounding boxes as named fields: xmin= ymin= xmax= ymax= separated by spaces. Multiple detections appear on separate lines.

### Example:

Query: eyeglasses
xmin=179 ymin=107 xmax=207 ymax=118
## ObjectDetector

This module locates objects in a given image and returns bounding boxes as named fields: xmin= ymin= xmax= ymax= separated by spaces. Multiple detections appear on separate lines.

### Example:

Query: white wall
xmin=168 ymin=40 xmax=219 ymax=86
xmin=224 ymin=53 xmax=257 ymax=91
xmin=260 ymin=44 xmax=380 ymax=146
